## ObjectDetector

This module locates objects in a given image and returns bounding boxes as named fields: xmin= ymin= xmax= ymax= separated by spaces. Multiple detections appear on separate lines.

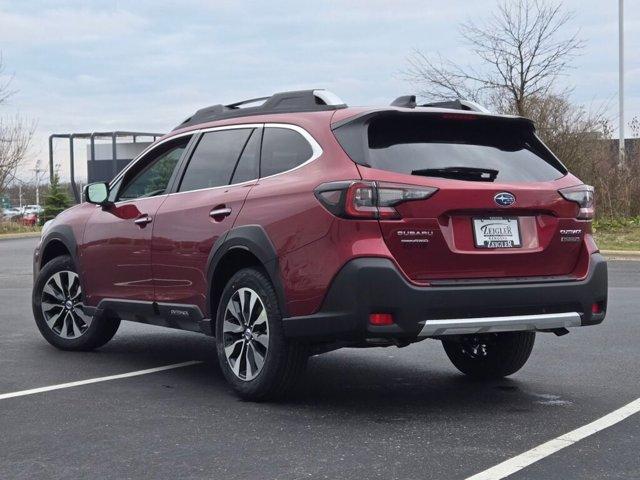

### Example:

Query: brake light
xmin=315 ymin=181 xmax=438 ymax=219
xmin=559 ymin=185 xmax=595 ymax=220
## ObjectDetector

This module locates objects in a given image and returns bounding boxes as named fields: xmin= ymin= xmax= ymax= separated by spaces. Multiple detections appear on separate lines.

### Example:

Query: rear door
xmin=151 ymin=125 xmax=261 ymax=312
xmin=335 ymin=111 xmax=584 ymax=282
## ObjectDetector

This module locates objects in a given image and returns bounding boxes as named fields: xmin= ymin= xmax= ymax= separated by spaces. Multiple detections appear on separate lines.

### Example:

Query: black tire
xmin=32 ymin=255 xmax=120 ymax=351
xmin=215 ymin=267 xmax=307 ymax=401
xmin=442 ymin=332 xmax=535 ymax=379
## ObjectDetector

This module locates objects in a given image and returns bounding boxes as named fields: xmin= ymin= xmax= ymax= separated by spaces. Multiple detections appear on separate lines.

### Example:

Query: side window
xmin=107 ymin=177 xmax=122 ymax=203
xmin=230 ymin=128 xmax=261 ymax=184
xmin=179 ymin=129 xmax=253 ymax=192
xmin=260 ymin=127 xmax=314 ymax=177
xmin=118 ymin=137 xmax=190 ymax=201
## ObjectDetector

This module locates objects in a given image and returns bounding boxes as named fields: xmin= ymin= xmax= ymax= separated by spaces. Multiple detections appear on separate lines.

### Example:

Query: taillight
xmin=559 ymin=185 xmax=595 ymax=220
xmin=314 ymin=181 xmax=438 ymax=219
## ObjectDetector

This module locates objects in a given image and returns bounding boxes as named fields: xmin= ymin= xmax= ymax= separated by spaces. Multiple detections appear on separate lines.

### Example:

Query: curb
xmin=0 ymin=232 xmax=42 ymax=241
xmin=601 ymin=249 xmax=640 ymax=260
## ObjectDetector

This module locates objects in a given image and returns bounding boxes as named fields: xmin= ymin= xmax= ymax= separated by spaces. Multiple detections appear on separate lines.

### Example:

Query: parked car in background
xmin=21 ymin=212 xmax=39 ymax=227
xmin=2 ymin=207 xmax=22 ymax=220
xmin=32 ymin=89 xmax=607 ymax=401
xmin=22 ymin=205 xmax=43 ymax=216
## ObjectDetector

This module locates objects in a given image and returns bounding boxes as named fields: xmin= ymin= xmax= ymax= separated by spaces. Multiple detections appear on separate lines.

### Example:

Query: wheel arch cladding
xmin=207 ymin=225 xmax=287 ymax=321
xmin=40 ymin=225 xmax=78 ymax=269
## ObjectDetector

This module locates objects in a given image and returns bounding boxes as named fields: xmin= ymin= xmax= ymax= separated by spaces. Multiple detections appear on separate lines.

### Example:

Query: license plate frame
xmin=472 ymin=216 xmax=522 ymax=249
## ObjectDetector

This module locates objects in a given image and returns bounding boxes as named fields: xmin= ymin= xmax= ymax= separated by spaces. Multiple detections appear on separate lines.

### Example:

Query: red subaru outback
xmin=32 ymin=90 xmax=607 ymax=400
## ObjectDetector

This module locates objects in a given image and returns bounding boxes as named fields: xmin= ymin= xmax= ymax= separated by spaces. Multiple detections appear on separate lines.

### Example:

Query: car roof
xmin=161 ymin=89 xmax=529 ymax=144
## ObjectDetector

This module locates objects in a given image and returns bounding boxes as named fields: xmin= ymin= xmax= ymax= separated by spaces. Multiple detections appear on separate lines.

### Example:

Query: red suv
xmin=32 ymin=90 xmax=607 ymax=400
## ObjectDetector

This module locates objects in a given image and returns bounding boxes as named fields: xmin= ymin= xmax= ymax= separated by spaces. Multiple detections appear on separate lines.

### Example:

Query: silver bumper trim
xmin=419 ymin=311 xmax=582 ymax=337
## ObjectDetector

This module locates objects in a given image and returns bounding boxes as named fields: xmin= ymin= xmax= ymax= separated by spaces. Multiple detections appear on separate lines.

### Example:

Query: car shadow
xmin=96 ymin=328 xmax=547 ymax=415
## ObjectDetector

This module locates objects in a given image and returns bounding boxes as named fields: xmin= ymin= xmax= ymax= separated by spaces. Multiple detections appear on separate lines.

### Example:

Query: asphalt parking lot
xmin=0 ymin=236 xmax=638 ymax=480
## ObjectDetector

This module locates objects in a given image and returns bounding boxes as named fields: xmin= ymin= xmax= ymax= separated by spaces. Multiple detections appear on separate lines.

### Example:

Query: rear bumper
xmin=282 ymin=253 xmax=608 ymax=340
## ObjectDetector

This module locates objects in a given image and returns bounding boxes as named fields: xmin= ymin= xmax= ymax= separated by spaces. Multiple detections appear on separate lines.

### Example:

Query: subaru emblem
xmin=494 ymin=192 xmax=516 ymax=206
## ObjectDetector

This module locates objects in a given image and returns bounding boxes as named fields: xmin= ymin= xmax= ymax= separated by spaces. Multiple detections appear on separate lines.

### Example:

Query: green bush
xmin=593 ymin=216 xmax=640 ymax=232
xmin=42 ymin=173 xmax=71 ymax=223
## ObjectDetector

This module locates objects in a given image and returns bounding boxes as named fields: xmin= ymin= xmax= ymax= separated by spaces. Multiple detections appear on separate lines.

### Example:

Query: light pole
xmin=619 ymin=0 xmax=625 ymax=165
xmin=33 ymin=161 xmax=45 ymax=207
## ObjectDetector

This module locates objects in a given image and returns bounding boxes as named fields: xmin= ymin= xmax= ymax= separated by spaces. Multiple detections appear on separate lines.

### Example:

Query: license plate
xmin=472 ymin=217 xmax=521 ymax=248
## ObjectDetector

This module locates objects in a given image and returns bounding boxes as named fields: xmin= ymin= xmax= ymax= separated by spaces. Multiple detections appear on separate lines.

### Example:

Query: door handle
xmin=134 ymin=215 xmax=153 ymax=226
xmin=209 ymin=207 xmax=232 ymax=219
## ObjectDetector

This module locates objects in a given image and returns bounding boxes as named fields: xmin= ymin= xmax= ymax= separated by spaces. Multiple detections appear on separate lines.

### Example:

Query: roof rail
xmin=390 ymin=96 xmax=490 ymax=113
xmin=174 ymin=89 xmax=347 ymax=130
xmin=390 ymin=95 xmax=417 ymax=108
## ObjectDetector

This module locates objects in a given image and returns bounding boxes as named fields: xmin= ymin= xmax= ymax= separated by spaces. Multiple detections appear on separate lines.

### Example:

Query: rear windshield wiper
xmin=411 ymin=167 xmax=498 ymax=182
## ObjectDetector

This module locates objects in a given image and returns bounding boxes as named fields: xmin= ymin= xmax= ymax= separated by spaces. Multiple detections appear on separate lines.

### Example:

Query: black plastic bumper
xmin=282 ymin=254 xmax=608 ymax=340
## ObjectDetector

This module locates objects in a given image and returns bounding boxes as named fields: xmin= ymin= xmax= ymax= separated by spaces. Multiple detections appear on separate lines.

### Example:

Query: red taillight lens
xmin=369 ymin=313 xmax=394 ymax=325
xmin=559 ymin=185 xmax=595 ymax=220
xmin=344 ymin=182 xmax=379 ymax=218
xmin=592 ymin=302 xmax=603 ymax=314
xmin=315 ymin=181 xmax=438 ymax=219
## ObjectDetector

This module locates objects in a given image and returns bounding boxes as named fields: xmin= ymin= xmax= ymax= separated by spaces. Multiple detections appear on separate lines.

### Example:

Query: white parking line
xmin=466 ymin=396 xmax=640 ymax=480
xmin=0 ymin=361 xmax=202 ymax=401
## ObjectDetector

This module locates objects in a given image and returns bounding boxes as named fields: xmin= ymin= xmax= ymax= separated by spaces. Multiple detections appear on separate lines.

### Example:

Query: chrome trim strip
xmin=418 ymin=312 xmax=581 ymax=337
xmin=264 ymin=123 xmax=323 ymax=164
xmin=109 ymin=130 xmax=197 ymax=188
xmin=133 ymin=215 xmax=152 ymax=226
xmin=209 ymin=207 xmax=232 ymax=218
xmin=109 ymin=122 xmax=323 ymax=201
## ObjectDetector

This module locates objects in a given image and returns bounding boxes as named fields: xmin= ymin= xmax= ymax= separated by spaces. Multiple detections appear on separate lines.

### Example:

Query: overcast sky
xmin=0 ymin=0 xmax=637 ymax=183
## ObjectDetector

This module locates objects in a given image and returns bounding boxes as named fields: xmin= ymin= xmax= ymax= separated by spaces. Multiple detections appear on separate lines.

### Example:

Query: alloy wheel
xmin=460 ymin=334 xmax=494 ymax=359
xmin=222 ymin=287 xmax=269 ymax=381
xmin=41 ymin=271 xmax=91 ymax=339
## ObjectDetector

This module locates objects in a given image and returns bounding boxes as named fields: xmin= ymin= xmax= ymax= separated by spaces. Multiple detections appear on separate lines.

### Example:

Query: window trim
xmin=259 ymin=124 xmax=322 ymax=179
xmin=110 ymin=134 xmax=195 ymax=205
xmin=109 ymin=123 xmax=322 ymax=200
xmin=108 ymin=123 xmax=322 ymax=199
xmin=109 ymin=131 xmax=194 ymax=191
xmin=109 ymin=122 xmax=324 ymax=195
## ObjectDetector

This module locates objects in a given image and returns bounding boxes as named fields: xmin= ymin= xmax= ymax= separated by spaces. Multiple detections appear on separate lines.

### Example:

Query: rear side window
xmin=260 ymin=127 xmax=313 ymax=177
xmin=179 ymin=129 xmax=253 ymax=192
xmin=337 ymin=113 xmax=566 ymax=182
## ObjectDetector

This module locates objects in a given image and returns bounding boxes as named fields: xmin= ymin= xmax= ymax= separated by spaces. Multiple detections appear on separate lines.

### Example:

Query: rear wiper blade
xmin=411 ymin=167 xmax=498 ymax=182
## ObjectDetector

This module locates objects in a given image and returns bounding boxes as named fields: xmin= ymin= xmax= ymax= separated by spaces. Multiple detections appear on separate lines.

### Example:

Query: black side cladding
xmin=282 ymin=254 xmax=608 ymax=341
xmin=206 ymin=225 xmax=288 ymax=319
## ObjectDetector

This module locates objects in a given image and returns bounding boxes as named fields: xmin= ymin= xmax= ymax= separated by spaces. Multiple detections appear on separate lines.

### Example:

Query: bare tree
xmin=0 ymin=53 xmax=15 ymax=106
xmin=405 ymin=0 xmax=584 ymax=115
xmin=0 ymin=54 xmax=34 ymax=196
xmin=402 ymin=0 xmax=640 ymax=217
xmin=0 ymin=117 xmax=35 ymax=195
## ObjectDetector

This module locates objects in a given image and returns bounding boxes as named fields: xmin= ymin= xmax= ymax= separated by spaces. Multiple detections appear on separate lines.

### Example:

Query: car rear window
xmin=335 ymin=112 xmax=566 ymax=182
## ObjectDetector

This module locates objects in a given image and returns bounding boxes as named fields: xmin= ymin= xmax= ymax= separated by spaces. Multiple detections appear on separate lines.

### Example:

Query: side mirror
xmin=84 ymin=182 xmax=111 ymax=206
